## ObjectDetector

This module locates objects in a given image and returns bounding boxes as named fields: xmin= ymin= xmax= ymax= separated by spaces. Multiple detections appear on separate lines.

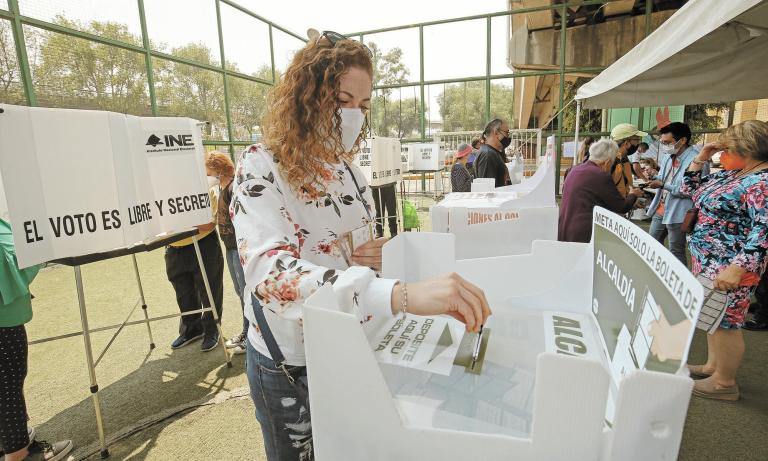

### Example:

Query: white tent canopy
xmin=576 ymin=0 xmax=768 ymax=109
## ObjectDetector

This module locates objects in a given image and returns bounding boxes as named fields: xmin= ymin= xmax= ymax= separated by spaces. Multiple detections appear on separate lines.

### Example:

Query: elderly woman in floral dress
xmin=682 ymin=120 xmax=768 ymax=401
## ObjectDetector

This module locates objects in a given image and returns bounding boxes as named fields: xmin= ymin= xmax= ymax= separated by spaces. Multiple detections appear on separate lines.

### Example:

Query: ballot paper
xmin=337 ymin=222 xmax=374 ymax=266
xmin=367 ymin=314 xmax=466 ymax=376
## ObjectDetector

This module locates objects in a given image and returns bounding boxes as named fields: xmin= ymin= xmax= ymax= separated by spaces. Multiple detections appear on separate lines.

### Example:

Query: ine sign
xmin=0 ymin=104 xmax=211 ymax=268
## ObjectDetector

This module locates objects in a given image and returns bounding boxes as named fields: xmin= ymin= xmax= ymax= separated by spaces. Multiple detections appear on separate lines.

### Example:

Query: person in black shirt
xmin=475 ymin=118 xmax=511 ymax=188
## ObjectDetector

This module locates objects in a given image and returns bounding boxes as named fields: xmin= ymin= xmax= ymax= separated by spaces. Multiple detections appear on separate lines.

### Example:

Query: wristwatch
xmin=691 ymin=160 xmax=708 ymax=165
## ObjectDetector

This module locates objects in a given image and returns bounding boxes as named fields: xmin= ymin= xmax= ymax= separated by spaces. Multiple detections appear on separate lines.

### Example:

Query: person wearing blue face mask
xmin=232 ymin=30 xmax=491 ymax=460
xmin=645 ymin=122 xmax=708 ymax=266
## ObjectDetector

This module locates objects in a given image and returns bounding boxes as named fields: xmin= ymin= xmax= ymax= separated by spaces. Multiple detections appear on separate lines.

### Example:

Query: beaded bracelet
xmin=401 ymin=282 xmax=408 ymax=318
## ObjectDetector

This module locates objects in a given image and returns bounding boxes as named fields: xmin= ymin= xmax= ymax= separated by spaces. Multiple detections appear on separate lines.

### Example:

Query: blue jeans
xmin=649 ymin=214 xmax=687 ymax=266
xmin=225 ymin=249 xmax=248 ymax=338
xmin=246 ymin=340 xmax=313 ymax=460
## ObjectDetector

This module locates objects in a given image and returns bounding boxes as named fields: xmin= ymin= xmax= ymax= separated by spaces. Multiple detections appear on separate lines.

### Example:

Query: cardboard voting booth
xmin=303 ymin=207 xmax=703 ymax=460
xmin=0 ymin=104 xmax=230 ymax=458
xmin=0 ymin=104 xmax=212 ymax=268
xmin=354 ymin=137 xmax=403 ymax=187
xmin=405 ymin=143 xmax=445 ymax=172
xmin=435 ymin=155 xmax=558 ymax=259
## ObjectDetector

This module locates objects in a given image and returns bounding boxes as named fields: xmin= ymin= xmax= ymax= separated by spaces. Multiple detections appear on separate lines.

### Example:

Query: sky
xmin=17 ymin=0 xmax=512 ymax=122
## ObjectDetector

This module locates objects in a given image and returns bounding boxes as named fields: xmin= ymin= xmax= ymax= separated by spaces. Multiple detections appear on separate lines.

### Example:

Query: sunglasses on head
xmin=316 ymin=30 xmax=373 ymax=58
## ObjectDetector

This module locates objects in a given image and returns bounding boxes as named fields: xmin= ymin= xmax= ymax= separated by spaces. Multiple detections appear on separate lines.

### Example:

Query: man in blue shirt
xmin=646 ymin=122 xmax=708 ymax=266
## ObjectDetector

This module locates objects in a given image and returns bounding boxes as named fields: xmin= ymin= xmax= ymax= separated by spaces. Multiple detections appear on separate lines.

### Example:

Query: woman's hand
xmin=697 ymin=142 xmax=722 ymax=162
xmin=351 ymin=238 xmax=388 ymax=271
xmin=391 ymin=273 xmax=492 ymax=332
xmin=713 ymin=264 xmax=747 ymax=291
xmin=646 ymin=180 xmax=663 ymax=189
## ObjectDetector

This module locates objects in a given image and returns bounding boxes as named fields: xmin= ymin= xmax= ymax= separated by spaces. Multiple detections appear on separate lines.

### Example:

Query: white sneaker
xmin=232 ymin=343 xmax=246 ymax=355
xmin=225 ymin=332 xmax=246 ymax=349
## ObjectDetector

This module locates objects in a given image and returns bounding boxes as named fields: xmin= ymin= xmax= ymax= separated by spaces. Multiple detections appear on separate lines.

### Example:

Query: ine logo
xmin=146 ymin=134 xmax=163 ymax=147
xmin=146 ymin=133 xmax=194 ymax=148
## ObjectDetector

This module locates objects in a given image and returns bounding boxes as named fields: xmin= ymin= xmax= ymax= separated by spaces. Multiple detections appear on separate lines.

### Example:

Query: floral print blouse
xmin=231 ymin=144 xmax=397 ymax=366
xmin=681 ymin=169 xmax=768 ymax=280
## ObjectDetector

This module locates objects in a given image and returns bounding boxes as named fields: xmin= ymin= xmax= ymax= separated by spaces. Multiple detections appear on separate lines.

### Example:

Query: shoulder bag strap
xmin=344 ymin=162 xmax=373 ymax=221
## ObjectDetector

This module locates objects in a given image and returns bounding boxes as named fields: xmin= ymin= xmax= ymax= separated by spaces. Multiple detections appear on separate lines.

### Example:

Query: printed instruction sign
xmin=0 ymin=104 xmax=211 ymax=267
xmin=591 ymin=207 xmax=703 ymax=382
xmin=368 ymin=314 xmax=466 ymax=376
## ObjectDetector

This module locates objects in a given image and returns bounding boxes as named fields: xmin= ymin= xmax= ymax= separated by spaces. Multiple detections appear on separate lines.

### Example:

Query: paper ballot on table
xmin=368 ymin=315 xmax=465 ymax=376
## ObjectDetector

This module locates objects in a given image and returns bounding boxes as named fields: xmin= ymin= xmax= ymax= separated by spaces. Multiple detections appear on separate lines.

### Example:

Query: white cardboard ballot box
xmin=435 ymin=155 xmax=558 ymax=259
xmin=355 ymin=137 xmax=403 ymax=187
xmin=303 ymin=207 xmax=703 ymax=461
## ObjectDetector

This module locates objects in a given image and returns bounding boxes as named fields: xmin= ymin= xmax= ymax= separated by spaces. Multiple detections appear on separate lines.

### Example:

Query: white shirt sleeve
xmin=232 ymin=150 xmax=396 ymax=326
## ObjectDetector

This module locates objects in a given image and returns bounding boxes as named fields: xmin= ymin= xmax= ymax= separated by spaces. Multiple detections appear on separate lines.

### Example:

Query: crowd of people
xmin=1 ymin=28 xmax=767 ymax=461
xmin=559 ymin=119 xmax=768 ymax=402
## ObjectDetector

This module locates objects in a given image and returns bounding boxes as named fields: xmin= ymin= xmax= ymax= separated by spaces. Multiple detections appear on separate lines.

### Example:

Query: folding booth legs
xmin=192 ymin=236 xmax=232 ymax=368
xmin=74 ymin=266 xmax=110 ymax=459
xmin=131 ymin=255 xmax=155 ymax=350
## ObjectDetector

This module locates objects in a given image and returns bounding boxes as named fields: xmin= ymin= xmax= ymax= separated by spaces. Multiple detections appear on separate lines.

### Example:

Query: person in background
xmin=450 ymin=143 xmax=474 ymax=193
xmin=646 ymin=122 xmax=706 ymax=266
xmin=1 ymin=218 xmax=73 ymax=461
xmin=468 ymin=136 xmax=483 ymax=171
xmin=577 ymin=136 xmax=595 ymax=163
xmin=639 ymin=158 xmax=659 ymax=179
xmin=558 ymin=139 xmax=644 ymax=243
xmin=475 ymin=119 xmax=511 ymax=188
xmin=610 ymin=123 xmax=646 ymax=197
xmin=630 ymin=142 xmax=652 ymax=179
xmin=206 ymin=151 xmax=248 ymax=355
xmin=683 ymin=120 xmax=768 ymax=401
xmin=232 ymin=30 xmax=490 ymax=460
xmin=371 ymin=182 xmax=398 ymax=238
xmin=744 ymin=271 xmax=768 ymax=331
xmin=164 ymin=170 xmax=225 ymax=352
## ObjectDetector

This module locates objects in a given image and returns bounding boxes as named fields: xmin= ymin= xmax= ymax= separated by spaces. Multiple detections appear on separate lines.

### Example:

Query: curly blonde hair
xmin=262 ymin=37 xmax=372 ymax=195
xmin=205 ymin=151 xmax=235 ymax=177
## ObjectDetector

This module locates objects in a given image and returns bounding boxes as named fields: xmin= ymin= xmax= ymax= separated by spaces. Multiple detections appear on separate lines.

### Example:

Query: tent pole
xmin=574 ymin=99 xmax=581 ymax=163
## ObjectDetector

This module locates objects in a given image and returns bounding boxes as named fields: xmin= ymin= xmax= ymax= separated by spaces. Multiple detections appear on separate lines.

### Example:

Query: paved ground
xmin=19 ymin=200 xmax=768 ymax=460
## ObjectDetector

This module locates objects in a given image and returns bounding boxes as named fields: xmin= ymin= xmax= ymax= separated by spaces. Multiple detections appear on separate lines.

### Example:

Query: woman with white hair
xmin=558 ymin=138 xmax=644 ymax=242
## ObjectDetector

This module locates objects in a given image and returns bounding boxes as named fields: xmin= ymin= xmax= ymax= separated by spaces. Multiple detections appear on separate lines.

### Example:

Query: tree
xmin=684 ymin=103 xmax=729 ymax=143
xmin=0 ymin=20 xmax=25 ymax=105
xmin=30 ymin=17 xmax=150 ymax=114
xmin=368 ymin=41 xmax=421 ymax=138
xmin=153 ymin=43 xmax=226 ymax=138
xmin=437 ymin=81 xmax=516 ymax=132
xmin=227 ymin=65 xmax=272 ymax=141
xmin=561 ymin=77 xmax=602 ymax=133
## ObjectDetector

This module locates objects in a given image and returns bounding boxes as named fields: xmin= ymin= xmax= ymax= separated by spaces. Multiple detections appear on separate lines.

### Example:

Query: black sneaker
xmin=24 ymin=439 xmax=73 ymax=461
xmin=743 ymin=318 xmax=768 ymax=331
xmin=171 ymin=333 xmax=203 ymax=349
xmin=201 ymin=334 xmax=220 ymax=352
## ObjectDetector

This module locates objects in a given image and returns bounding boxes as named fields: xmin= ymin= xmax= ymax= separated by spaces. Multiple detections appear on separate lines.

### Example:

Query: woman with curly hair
xmin=232 ymin=31 xmax=490 ymax=460
xmin=682 ymin=120 xmax=768 ymax=401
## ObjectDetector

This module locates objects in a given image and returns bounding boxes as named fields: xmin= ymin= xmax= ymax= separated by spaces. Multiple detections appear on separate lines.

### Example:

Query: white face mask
xmin=338 ymin=108 xmax=366 ymax=153
xmin=207 ymin=176 xmax=220 ymax=188
xmin=659 ymin=139 xmax=679 ymax=156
